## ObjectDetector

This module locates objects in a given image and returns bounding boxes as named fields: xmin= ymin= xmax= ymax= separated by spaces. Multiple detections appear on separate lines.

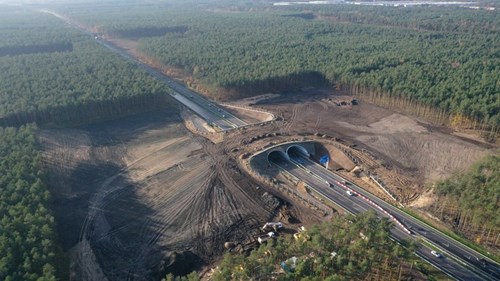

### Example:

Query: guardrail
xmin=334 ymin=180 xmax=412 ymax=235
xmin=292 ymin=156 xmax=412 ymax=235
xmin=249 ymin=142 xmax=499 ymax=280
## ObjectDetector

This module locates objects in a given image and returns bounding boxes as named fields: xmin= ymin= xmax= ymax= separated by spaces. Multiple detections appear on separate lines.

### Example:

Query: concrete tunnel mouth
xmin=267 ymin=150 xmax=289 ymax=165
xmin=257 ymin=142 xmax=333 ymax=176
xmin=267 ymin=144 xmax=311 ymax=165
xmin=286 ymin=145 xmax=310 ymax=159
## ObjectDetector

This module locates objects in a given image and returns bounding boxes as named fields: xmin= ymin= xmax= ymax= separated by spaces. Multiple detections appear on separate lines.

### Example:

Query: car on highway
xmin=477 ymin=257 xmax=487 ymax=267
xmin=431 ymin=250 xmax=442 ymax=258
xmin=346 ymin=190 xmax=355 ymax=196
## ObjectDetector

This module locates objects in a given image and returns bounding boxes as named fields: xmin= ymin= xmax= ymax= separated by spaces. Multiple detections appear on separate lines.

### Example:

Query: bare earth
xmin=246 ymin=90 xmax=494 ymax=197
xmin=39 ymin=35 xmax=497 ymax=280
xmin=40 ymin=88 xmax=496 ymax=281
xmin=40 ymin=110 xmax=302 ymax=280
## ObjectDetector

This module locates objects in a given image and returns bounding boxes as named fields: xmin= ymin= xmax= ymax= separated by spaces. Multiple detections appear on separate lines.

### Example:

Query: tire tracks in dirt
xmin=191 ymin=136 xmax=273 ymax=259
xmin=124 ymin=158 xmax=213 ymax=278
xmin=283 ymin=103 xmax=300 ymax=133
xmin=74 ymin=134 xmax=199 ymax=280
xmin=43 ymin=112 xmax=281 ymax=280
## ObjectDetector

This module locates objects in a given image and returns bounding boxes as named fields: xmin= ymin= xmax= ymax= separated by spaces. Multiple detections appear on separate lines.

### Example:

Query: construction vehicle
xmin=262 ymin=222 xmax=283 ymax=232
xmin=293 ymin=226 xmax=310 ymax=242
xmin=257 ymin=232 xmax=276 ymax=244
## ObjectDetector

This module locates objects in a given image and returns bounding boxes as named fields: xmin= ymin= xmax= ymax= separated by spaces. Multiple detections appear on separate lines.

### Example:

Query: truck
xmin=262 ymin=222 xmax=283 ymax=232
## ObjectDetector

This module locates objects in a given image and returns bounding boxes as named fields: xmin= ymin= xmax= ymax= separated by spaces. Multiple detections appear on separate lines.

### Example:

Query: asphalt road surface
xmin=96 ymin=39 xmax=247 ymax=131
xmin=272 ymin=153 xmax=500 ymax=281
xmin=41 ymin=10 xmax=500 ymax=280
xmin=43 ymin=9 xmax=247 ymax=131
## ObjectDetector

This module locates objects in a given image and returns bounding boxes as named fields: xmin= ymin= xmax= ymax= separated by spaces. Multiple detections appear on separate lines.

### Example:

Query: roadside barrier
xmin=335 ymin=180 xmax=412 ymax=235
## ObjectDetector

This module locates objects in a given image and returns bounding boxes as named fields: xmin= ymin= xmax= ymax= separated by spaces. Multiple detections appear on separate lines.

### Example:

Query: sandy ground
xmin=66 ymin=9 xmax=497 ymax=199
xmin=221 ymin=103 xmax=274 ymax=124
xmin=243 ymin=90 xmax=495 ymax=199
xmin=39 ymin=110 xmax=299 ymax=281
xmin=38 ymin=23 xmax=498 ymax=280
xmin=40 ymin=88 xmax=496 ymax=280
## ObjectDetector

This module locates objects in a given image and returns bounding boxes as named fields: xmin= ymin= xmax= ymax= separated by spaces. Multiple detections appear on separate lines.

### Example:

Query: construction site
xmin=35 ymin=13 xmax=498 ymax=280
xmin=39 ymin=81 xmax=496 ymax=280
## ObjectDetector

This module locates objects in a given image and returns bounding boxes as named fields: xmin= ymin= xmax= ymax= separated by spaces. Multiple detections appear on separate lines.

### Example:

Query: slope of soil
xmin=36 ymin=14 xmax=497 ymax=277
xmin=39 ymin=110 xmax=284 ymax=281
xmin=237 ymin=89 xmax=495 ymax=201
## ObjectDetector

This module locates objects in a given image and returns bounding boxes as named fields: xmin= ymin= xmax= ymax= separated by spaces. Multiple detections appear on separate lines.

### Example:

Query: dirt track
xmin=242 ymin=91 xmax=493 ymax=199
xmin=37 ymin=29 xmax=498 ymax=280
xmin=40 ymin=110 xmax=297 ymax=280
xmin=39 ymin=87 xmax=496 ymax=280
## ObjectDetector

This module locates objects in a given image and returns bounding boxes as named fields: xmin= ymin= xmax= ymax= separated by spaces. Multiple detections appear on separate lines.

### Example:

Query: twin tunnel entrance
xmin=267 ymin=144 xmax=311 ymax=165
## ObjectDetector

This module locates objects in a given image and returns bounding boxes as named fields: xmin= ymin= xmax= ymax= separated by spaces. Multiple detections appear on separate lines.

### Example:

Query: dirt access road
xmin=40 ymin=109 xmax=313 ymax=281
xmin=39 ymin=14 xmax=497 ymax=280
xmin=40 ymin=92 xmax=495 ymax=280
xmin=235 ymin=91 xmax=494 ymax=201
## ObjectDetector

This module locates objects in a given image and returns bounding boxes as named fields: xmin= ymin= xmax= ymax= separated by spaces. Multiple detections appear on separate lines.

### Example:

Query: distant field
xmin=0 ymin=8 xmax=172 ymax=126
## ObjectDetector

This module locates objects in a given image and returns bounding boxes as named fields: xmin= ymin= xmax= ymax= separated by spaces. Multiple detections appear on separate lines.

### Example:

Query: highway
xmin=96 ymin=39 xmax=247 ymax=131
xmin=42 ymin=9 xmax=247 ymax=131
xmin=271 ymin=152 xmax=500 ymax=281
xmin=41 ymin=9 xmax=500 ymax=279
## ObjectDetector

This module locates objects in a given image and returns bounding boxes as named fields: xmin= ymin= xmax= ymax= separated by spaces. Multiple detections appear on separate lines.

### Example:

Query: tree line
xmin=0 ymin=125 xmax=59 ymax=281
xmin=0 ymin=9 xmax=174 ymax=127
xmin=0 ymin=9 xmax=79 ymax=49
xmin=143 ymin=9 xmax=499 ymax=127
xmin=65 ymin=5 xmax=498 ymax=130
xmin=0 ymin=9 xmax=180 ymax=281
xmin=163 ymin=212 xmax=426 ymax=281
xmin=211 ymin=212 xmax=420 ymax=281
xmin=430 ymin=155 xmax=499 ymax=251
xmin=0 ymin=43 xmax=73 ymax=57
xmin=293 ymin=5 xmax=499 ymax=34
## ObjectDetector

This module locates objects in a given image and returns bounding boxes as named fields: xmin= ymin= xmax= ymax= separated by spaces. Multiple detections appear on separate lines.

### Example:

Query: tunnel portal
xmin=286 ymin=145 xmax=310 ymax=158
xmin=267 ymin=150 xmax=289 ymax=164
xmin=267 ymin=144 xmax=311 ymax=165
